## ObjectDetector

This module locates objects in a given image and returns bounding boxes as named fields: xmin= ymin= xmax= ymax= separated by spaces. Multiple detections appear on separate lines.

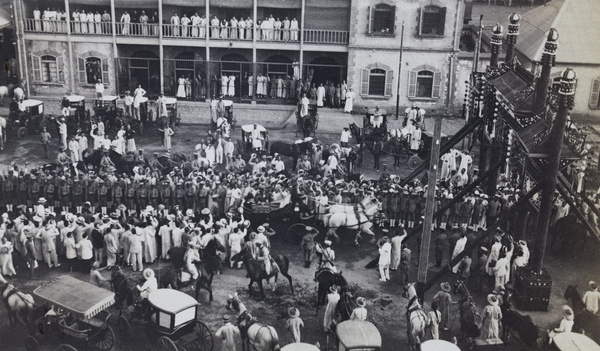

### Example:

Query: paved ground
xmin=0 ymin=101 xmax=599 ymax=351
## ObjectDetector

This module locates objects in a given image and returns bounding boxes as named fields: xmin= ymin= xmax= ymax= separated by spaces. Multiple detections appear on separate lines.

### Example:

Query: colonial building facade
xmin=13 ymin=0 xmax=464 ymax=111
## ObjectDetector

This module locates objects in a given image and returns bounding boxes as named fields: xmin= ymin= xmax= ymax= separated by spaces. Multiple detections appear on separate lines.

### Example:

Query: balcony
xmin=24 ymin=19 xmax=349 ymax=45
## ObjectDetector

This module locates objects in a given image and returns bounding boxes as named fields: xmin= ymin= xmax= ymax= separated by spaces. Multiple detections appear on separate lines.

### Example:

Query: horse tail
xmin=323 ymin=213 xmax=332 ymax=227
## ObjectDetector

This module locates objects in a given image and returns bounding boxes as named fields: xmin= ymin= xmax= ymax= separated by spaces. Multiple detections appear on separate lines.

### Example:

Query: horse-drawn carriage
xmin=550 ymin=332 xmax=600 ymax=351
xmin=24 ymin=275 xmax=116 ymax=351
xmin=9 ymin=99 xmax=54 ymax=140
xmin=94 ymin=95 xmax=120 ymax=129
xmin=241 ymin=124 xmax=269 ymax=155
xmin=65 ymin=95 xmax=91 ymax=134
xmin=362 ymin=107 xmax=388 ymax=141
xmin=295 ymin=99 xmax=318 ymax=138
xmin=336 ymin=320 xmax=381 ymax=351
xmin=117 ymin=288 xmax=214 ymax=351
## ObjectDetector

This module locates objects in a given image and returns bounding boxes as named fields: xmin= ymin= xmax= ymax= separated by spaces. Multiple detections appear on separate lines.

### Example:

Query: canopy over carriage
xmin=281 ymin=343 xmax=320 ymax=351
xmin=420 ymin=340 xmax=462 ymax=351
xmin=146 ymin=289 xmax=214 ymax=351
xmin=336 ymin=320 xmax=381 ymax=351
xmin=26 ymin=275 xmax=116 ymax=351
xmin=9 ymin=99 xmax=50 ymax=139
xmin=550 ymin=332 xmax=600 ymax=351
xmin=65 ymin=95 xmax=87 ymax=119
xmin=211 ymin=99 xmax=235 ymax=130
xmin=94 ymin=95 xmax=120 ymax=121
xmin=295 ymin=98 xmax=319 ymax=137
xmin=241 ymin=124 xmax=269 ymax=154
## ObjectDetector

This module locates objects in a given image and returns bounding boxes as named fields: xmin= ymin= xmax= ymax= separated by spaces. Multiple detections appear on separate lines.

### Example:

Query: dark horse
xmin=158 ymin=262 xmax=215 ymax=302
xmin=564 ymin=285 xmax=600 ymax=343
xmin=499 ymin=289 xmax=546 ymax=348
xmin=110 ymin=266 xmax=137 ymax=311
xmin=231 ymin=245 xmax=293 ymax=300
xmin=337 ymin=286 xmax=356 ymax=322
xmin=315 ymin=269 xmax=347 ymax=315
xmin=453 ymin=280 xmax=481 ymax=339
xmin=270 ymin=140 xmax=313 ymax=167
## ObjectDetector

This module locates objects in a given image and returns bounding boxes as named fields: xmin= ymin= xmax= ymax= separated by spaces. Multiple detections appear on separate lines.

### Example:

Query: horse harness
xmin=236 ymin=310 xmax=274 ymax=351
xmin=2 ymin=284 xmax=32 ymax=312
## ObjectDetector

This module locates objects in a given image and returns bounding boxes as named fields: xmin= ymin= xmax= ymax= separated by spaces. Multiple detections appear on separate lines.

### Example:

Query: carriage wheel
xmin=118 ymin=315 xmax=132 ymax=339
xmin=91 ymin=326 xmax=115 ymax=351
xmin=192 ymin=321 xmax=214 ymax=351
xmin=398 ymin=153 xmax=409 ymax=165
xmin=55 ymin=344 xmax=78 ymax=351
xmin=408 ymin=155 xmax=422 ymax=170
xmin=17 ymin=127 xmax=27 ymax=140
xmin=138 ymin=122 xmax=144 ymax=136
xmin=287 ymin=223 xmax=307 ymax=245
xmin=24 ymin=335 xmax=40 ymax=351
xmin=157 ymin=336 xmax=178 ymax=351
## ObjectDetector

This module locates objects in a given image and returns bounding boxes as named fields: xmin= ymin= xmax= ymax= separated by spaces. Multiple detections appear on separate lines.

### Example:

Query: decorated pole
xmin=489 ymin=23 xmax=503 ymax=68
xmin=533 ymin=29 xmax=559 ymax=114
xmin=505 ymin=13 xmax=521 ymax=66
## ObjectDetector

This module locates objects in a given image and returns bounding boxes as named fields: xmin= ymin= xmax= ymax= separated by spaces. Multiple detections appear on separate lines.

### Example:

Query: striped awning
xmin=33 ymin=275 xmax=115 ymax=319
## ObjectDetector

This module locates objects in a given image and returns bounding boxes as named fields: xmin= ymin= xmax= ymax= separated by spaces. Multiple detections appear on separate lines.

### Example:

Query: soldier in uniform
xmin=175 ymin=180 xmax=186 ymax=211
xmin=126 ymin=180 xmax=137 ymax=214
xmin=137 ymin=179 xmax=149 ymax=211
xmin=29 ymin=174 xmax=41 ymax=208
xmin=86 ymin=173 xmax=98 ymax=213
xmin=3 ymin=172 xmax=16 ymax=212
xmin=58 ymin=177 xmax=71 ymax=213
xmin=160 ymin=180 xmax=172 ymax=209
xmin=44 ymin=174 xmax=56 ymax=212
xmin=487 ymin=194 xmax=503 ymax=226
xmin=113 ymin=178 xmax=125 ymax=209
xmin=460 ymin=198 xmax=474 ymax=230
xmin=406 ymin=190 xmax=418 ymax=229
xmin=197 ymin=181 xmax=208 ymax=210
xmin=98 ymin=178 xmax=109 ymax=215
xmin=149 ymin=182 xmax=160 ymax=209
xmin=72 ymin=177 xmax=84 ymax=213
xmin=184 ymin=181 xmax=196 ymax=212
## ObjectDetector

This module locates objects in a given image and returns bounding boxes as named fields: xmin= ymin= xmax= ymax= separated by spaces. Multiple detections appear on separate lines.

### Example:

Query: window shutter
xmin=32 ymin=55 xmax=41 ymax=82
xmin=361 ymin=68 xmax=370 ymax=95
xmin=368 ymin=6 xmax=373 ymax=33
xmin=417 ymin=7 xmax=423 ymax=36
xmin=389 ymin=6 xmax=396 ymax=34
xmin=102 ymin=59 xmax=110 ymax=84
xmin=77 ymin=57 xmax=86 ymax=83
xmin=438 ymin=7 xmax=447 ymax=36
xmin=590 ymin=78 xmax=600 ymax=107
xmin=408 ymin=70 xmax=417 ymax=97
xmin=57 ymin=56 xmax=64 ymax=82
xmin=432 ymin=71 xmax=442 ymax=98
xmin=385 ymin=70 xmax=394 ymax=96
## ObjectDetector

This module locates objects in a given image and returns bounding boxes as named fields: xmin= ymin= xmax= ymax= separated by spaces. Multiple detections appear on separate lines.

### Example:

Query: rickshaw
xmin=25 ymin=275 xmax=116 ymax=351
xmin=336 ymin=320 xmax=381 ymax=351
xmin=93 ymin=95 xmax=120 ymax=129
xmin=210 ymin=99 xmax=235 ymax=132
xmin=122 ymin=289 xmax=213 ymax=351
xmin=295 ymin=99 xmax=318 ymax=138
xmin=421 ymin=340 xmax=462 ymax=351
xmin=9 ymin=99 xmax=54 ymax=139
xmin=240 ymin=124 xmax=269 ymax=154
xmin=65 ymin=95 xmax=90 ymax=133
xmin=363 ymin=107 xmax=388 ymax=141
xmin=281 ymin=343 xmax=320 ymax=351
xmin=548 ymin=332 xmax=600 ymax=351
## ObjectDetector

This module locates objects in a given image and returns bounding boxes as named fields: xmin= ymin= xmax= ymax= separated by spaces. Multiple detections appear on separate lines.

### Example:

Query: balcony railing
xmin=24 ymin=19 xmax=349 ymax=45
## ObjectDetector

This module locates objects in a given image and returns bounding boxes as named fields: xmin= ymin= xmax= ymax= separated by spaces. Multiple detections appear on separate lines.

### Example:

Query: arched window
xmin=360 ymin=66 xmax=393 ymax=96
xmin=418 ymin=5 xmax=446 ymax=36
xmin=408 ymin=68 xmax=441 ymax=98
xmin=77 ymin=56 xmax=109 ymax=84
xmin=31 ymin=54 xmax=64 ymax=83
xmin=368 ymin=3 xmax=396 ymax=34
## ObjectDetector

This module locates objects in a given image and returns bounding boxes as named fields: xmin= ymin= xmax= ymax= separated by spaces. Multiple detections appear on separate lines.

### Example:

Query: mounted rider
xmin=314 ymin=240 xmax=336 ymax=281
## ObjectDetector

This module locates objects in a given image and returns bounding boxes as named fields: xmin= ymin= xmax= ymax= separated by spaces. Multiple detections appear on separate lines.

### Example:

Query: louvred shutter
xmin=432 ymin=71 xmax=442 ymax=98
xmin=385 ymin=70 xmax=393 ymax=96
xmin=32 ymin=55 xmax=41 ymax=82
xmin=78 ymin=57 xmax=86 ymax=83
xmin=438 ymin=7 xmax=447 ymax=36
xmin=590 ymin=78 xmax=600 ymax=108
xmin=408 ymin=70 xmax=417 ymax=97
xmin=361 ymin=68 xmax=370 ymax=95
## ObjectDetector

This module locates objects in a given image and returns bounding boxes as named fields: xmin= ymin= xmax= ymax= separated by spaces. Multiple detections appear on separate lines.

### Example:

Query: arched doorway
xmin=306 ymin=57 xmax=346 ymax=87
xmin=128 ymin=50 xmax=160 ymax=95
xmin=219 ymin=53 xmax=249 ymax=98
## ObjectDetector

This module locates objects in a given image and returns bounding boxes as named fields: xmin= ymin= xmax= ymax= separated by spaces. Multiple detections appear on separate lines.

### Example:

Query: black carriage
xmin=65 ymin=95 xmax=90 ymax=134
xmin=363 ymin=107 xmax=388 ymax=141
xmin=9 ymin=99 xmax=54 ymax=139
xmin=240 ymin=124 xmax=269 ymax=155
xmin=295 ymin=99 xmax=319 ymax=138
xmin=93 ymin=95 xmax=120 ymax=129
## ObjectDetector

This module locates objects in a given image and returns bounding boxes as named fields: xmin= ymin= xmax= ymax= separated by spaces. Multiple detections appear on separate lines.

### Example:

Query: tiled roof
xmin=516 ymin=0 xmax=600 ymax=64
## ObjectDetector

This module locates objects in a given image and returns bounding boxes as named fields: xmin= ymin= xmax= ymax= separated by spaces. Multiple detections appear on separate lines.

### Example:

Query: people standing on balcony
xmin=86 ymin=10 xmax=94 ymax=34
xmin=94 ymin=12 xmax=102 ymax=34
xmin=177 ymin=76 xmax=186 ymax=99
xmin=327 ymin=82 xmax=335 ymax=108
xmin=211 ymin=16 xmax=220 ymax=38
xmin=33 ymin=7 xmax=41 ymax=31
xmin=196 ymin=73 xmax=206 ymax=99
xmin=341 ymin=80 xmax=347 ymax=107
xmin=335 ymin=84 xmax=341 ymax=109
xmin=120 ymin=11 xmax=130 ymax=35
xmin=133 ymin=84 xmax=146 ymax=120
xmin=191 ymin=13 xmax=200 ymax=37
xmin=181 ymin=14 xmax=190 ymax=37
xmin=230 ymin=17 xmax=238 ymax=39
xmin=102 ymin=11 xmax=111 ymax=34
xmin=245 ymin=17 xmax=253 ymax=40
xmin=247 ymin=74 xmax=253 ymax=97
xmin=316 ymin=83 xmax=325 ymax=107
xmin=131 ymin=11 xmax=139 ymax=36
xmin=72 ymin=9 xmax=80 ymax=33
xmin=59 ymin=10 xmax=67 ymax=32
xmin=289 ymin=77 xmax=296 ymax=100
xmin=290 ymin=18 xmax=299 ymax=41
xmin=276 ymin=76 xmax=283 ymax=98
xmin=344 ymin=88 xmax=355 ymax=113
xmin=199 ymin=15 xmax=206 ymax=38
xmin=221 ymin=75 xmax=229 ymax=97
xmin=220 ymin=19 xmax=229 ymax=39
xmin=255 ymin=73 xmax=264 ymax=98
xmin=78 ymin=10 xmax=87 ymax=33
xmin=269 ymin=76 xmax=277 ymax=98
xmin=185 ymin=76 xmax=192 ymax=99
xmin=228 ymin=74 xmax=236 ymax=97
xmin=151 ymin=12 xmax=159 ymax=36
xmin=139 ymin=11 xmax=149 ymax=36
xmin=266 ymin=17 xmax=274 ymax=40
xmin=282 ymin=17 xmax=290 ymax=41
xmin=274 ymin=18 xmax=282 ymax=41
xmin=42 ymin=8 xmax=50 ymax=32
xmin=171 ymin=13 xmax=180 ymax=37
xmin=238 ymin=18 xmax=246 ymax=39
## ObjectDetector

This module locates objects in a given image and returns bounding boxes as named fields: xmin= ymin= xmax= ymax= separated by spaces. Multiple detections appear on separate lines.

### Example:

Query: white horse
xmin=1 ymin=278 xmax=35 ymax=328
xmin=323 ymin=198 xmax=381 ymax=245
xmin=328 ymin=195 xmax=376 ymax=214
xmin=13 ymin=87 xmax=24 ymax=101
xmin=402 ymin=282 xmax=430 ymax=348
xmin=226 ymin=292 xmax=281 ymax=351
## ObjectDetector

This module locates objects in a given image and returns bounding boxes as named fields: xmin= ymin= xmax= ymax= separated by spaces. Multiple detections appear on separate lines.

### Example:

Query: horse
xmin=315 ymin=269 xmax=347 ymax=315
xmin=1 ymin=280 xmax=35 ymax=328
xmin=322 ymin=198 xmax=381 ymax=245
xmin=498 ymin=288 xmax=545 ymax=348
xmin=158 ymin=262 xmax=214 ymax=302
xmin=564 ymin=284 xmax=600 ymax=343
xmin=230 ymin=245 xmax=293 ymax=300
xmin=402 ymin=282 xmax=430 ymax=348
xmin=270 ymin=140 xmax=313 ymax=166
xmin=226 ymin=292 xmax=281 ymax=351
xmin=453 ymin=280 xmax=481 ymax=340
xmin=337 ymin=286 xmax=356 ymax=322
xmin=110 ymin=266 xmax=138 ymax=311
xmin=551 ymin=214 xmax=589 ymax=258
